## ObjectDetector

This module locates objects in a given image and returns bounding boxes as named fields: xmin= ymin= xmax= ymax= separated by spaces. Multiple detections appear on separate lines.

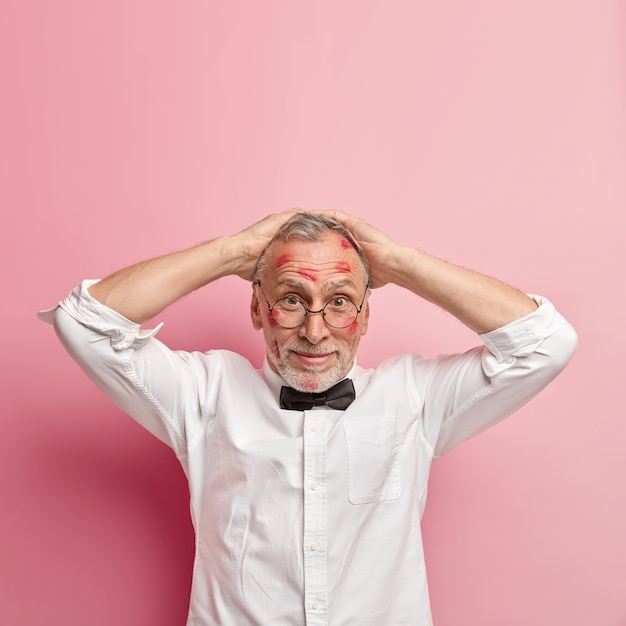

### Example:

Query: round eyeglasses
xmin=256 ymin=281 xmax=369 ymax=329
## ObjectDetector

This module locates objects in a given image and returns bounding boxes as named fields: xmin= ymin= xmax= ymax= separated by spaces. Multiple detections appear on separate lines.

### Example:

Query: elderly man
xmin=40 ymin=210 xmax=577 ymax=625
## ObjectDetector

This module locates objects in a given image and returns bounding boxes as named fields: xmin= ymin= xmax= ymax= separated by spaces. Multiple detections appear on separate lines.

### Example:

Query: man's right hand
xmin=88 ymin=209 xmax=300 ymax=324
xmin=226 ymin=209 xmax=301 ymax=281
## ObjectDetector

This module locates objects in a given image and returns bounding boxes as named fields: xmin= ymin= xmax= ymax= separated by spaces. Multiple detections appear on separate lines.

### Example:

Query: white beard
xmin=269 ymin=341 xmax=352 ymax=392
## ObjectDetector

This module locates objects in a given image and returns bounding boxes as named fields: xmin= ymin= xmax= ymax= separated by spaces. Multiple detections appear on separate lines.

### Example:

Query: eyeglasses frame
xmin=255 ymin=280 xmax=369 ymax=329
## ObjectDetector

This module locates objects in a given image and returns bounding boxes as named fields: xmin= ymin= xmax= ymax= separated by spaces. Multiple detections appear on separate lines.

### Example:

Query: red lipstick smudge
xmin=297 ymin=269 xmax=318 ymax=282
xmin=275 ymin=255 xmax=292 ymax=268
xmin=340 ymin=239 xmax=352 ymax=250
xmin=345 ymin=320 xmax=359 ymax=335
xmin=301 ymin=379 xmax=317 ymax=391
xmin=334 ymin=262 xmax=351 ymax=273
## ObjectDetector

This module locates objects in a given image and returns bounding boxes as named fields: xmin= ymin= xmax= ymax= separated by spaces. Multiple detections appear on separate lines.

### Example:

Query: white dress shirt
xmin=41 ymin=281 xmax=577 ymax=625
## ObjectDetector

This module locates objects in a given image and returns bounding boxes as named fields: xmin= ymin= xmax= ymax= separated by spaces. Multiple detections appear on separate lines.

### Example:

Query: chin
xmin=278 ymin=365 xmax=343 ymax=393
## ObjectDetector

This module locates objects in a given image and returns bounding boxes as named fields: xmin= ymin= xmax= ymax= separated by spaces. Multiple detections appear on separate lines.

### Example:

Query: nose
xmin=298 ymin=310 xmax=330 ymax=344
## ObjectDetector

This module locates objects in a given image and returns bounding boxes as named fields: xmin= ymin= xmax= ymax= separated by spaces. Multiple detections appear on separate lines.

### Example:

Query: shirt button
xmin=310 ymin=542 xmax=319 ymax=551
xmin=311 ymin=600 xmax=320 ymax=610
xmin=310 ymin=425 xmax=320 ymax=433
xmin=310 ymin=481 xmax=319 ymax=491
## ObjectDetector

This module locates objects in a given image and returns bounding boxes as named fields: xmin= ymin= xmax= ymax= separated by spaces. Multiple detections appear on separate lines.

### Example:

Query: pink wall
xmin=2 ymin=1 xmax=624 ymax=624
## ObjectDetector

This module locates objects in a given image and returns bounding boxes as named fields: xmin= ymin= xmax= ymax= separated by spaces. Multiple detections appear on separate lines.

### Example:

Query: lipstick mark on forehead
xmin=275 ymin=254 xmax=293 ymax=268
xmin=297 ymin=269 xmax=318 ymax=282
xmin=334 ymin=262 xmax=351 ymax=273
xmin=339 ymin=239 xmax=352 ymax=250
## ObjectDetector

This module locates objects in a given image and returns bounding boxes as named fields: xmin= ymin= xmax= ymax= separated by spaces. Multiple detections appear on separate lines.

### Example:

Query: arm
xmin=314 ymin=209 xmax=536 ymax=333
xmin=311 ymin=211 xmax=576 ymax=455
xmin=41 ymin=210 xmax=300 ymax=452
xmin=88 ymin=209 xmax=299 ymax=323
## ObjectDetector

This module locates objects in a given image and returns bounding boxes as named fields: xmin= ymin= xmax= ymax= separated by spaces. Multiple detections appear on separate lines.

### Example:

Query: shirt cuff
xmin=38 ymin=279 xmax=163 ymax=351
xmin=478 ymin=295 xmax=566 ymax=376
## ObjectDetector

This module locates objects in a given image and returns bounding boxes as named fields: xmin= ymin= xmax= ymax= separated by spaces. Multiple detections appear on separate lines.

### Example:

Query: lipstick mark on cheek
xmin=297 ymin=269 xmax=318 ymax=282
xmin=271 ymin=340 xmax=280 ymax=359
xmin=275 ymin=255 xmax=292 ymax=268
xmin=345 ymin=320 xmax=359 ymax=336
xmin=334 ymin=262 xmax=351 ymax=273
xmin=267 ymin=312 xmax=278 ymax=327
xmin=340 ymin=239 xmax=352 ymax=250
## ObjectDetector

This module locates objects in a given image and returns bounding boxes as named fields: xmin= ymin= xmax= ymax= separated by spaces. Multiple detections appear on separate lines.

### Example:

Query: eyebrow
xmin=274 ymin=278 xmax=359 ymax=295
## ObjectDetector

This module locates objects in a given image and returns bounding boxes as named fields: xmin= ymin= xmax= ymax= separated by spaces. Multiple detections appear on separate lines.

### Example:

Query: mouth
xmin=291 ymin=350 xmax=336 ymax=367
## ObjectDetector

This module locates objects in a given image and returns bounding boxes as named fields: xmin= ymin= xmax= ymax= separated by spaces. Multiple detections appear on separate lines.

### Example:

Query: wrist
xmin=213 ymin=234 xmax=258 ymax=281
xmin=377 ymin=245 xmax=418 ymax=288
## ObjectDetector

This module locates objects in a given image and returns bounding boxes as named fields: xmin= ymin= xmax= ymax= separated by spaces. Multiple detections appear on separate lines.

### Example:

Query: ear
xmin=358 ymin=301 xmax=370 ymax=337
xmin=250 ymin=288 xmax=263 ymax=330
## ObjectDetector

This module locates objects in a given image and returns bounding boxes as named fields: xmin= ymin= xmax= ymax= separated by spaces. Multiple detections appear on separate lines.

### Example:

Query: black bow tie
xmin=280 ymin=379 xmax=356 ymax=411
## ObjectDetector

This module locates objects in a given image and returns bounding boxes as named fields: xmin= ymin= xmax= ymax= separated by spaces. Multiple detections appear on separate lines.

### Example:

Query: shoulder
xmin=354 ymin=353 xmax=430 ymax=379
xmin=178 ymin=348 xmax=256 ymax=374
xmin=352 ymin=353 xmax=431 ymax=396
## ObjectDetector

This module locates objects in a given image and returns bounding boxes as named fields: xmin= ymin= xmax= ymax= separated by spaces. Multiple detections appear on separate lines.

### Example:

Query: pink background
xmin=2 ymin=1 xmax=625 ymax=624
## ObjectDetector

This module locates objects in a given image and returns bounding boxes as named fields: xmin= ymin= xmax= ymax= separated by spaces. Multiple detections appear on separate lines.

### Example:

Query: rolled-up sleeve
xmin=40 ymin=279 xmax=163 ymax=348
xmin=430 ymin=295 xmax=578 ymax=457
xmin=40 ymin=280 xmax=218 ymax=457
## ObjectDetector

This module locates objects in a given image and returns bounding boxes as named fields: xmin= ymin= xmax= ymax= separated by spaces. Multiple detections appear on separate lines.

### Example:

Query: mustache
xmin=284 ymin=342 xmax=338 ymax=355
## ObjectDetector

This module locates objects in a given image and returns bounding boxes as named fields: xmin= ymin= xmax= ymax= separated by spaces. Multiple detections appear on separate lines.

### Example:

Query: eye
xmin=275 ymin=295 xmax=304 ymax=312
xmin=327 ymin=296 xmax=350 ymax=310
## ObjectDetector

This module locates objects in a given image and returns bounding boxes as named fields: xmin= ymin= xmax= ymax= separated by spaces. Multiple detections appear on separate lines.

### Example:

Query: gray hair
xmin=254 ymin=213 xmax=370 ymax=283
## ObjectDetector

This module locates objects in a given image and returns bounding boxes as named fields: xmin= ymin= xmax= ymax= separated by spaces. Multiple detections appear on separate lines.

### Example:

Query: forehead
xmin=264 ymin=232 xmax=366 ymax=287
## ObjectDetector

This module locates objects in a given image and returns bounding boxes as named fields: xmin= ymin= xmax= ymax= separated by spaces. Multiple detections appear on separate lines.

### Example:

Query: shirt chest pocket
xmin=343 ymin=417 xmax=401 ymax=504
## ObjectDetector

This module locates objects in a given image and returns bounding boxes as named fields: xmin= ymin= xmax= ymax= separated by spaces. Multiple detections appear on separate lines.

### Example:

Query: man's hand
xmin=89 ymin=209 xmax=299 ymax=323
xmin=228 ymin=209 xmax=301 ymax=281
xmin=311 ymin=208 xmax=537 ymax=334
xmin=310 ymin=209 xmax=400 ymax=289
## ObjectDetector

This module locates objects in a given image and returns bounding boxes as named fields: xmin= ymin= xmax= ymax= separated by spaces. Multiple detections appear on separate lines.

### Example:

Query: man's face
xmin=251 ymin=232 xmax=369 ymax=392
